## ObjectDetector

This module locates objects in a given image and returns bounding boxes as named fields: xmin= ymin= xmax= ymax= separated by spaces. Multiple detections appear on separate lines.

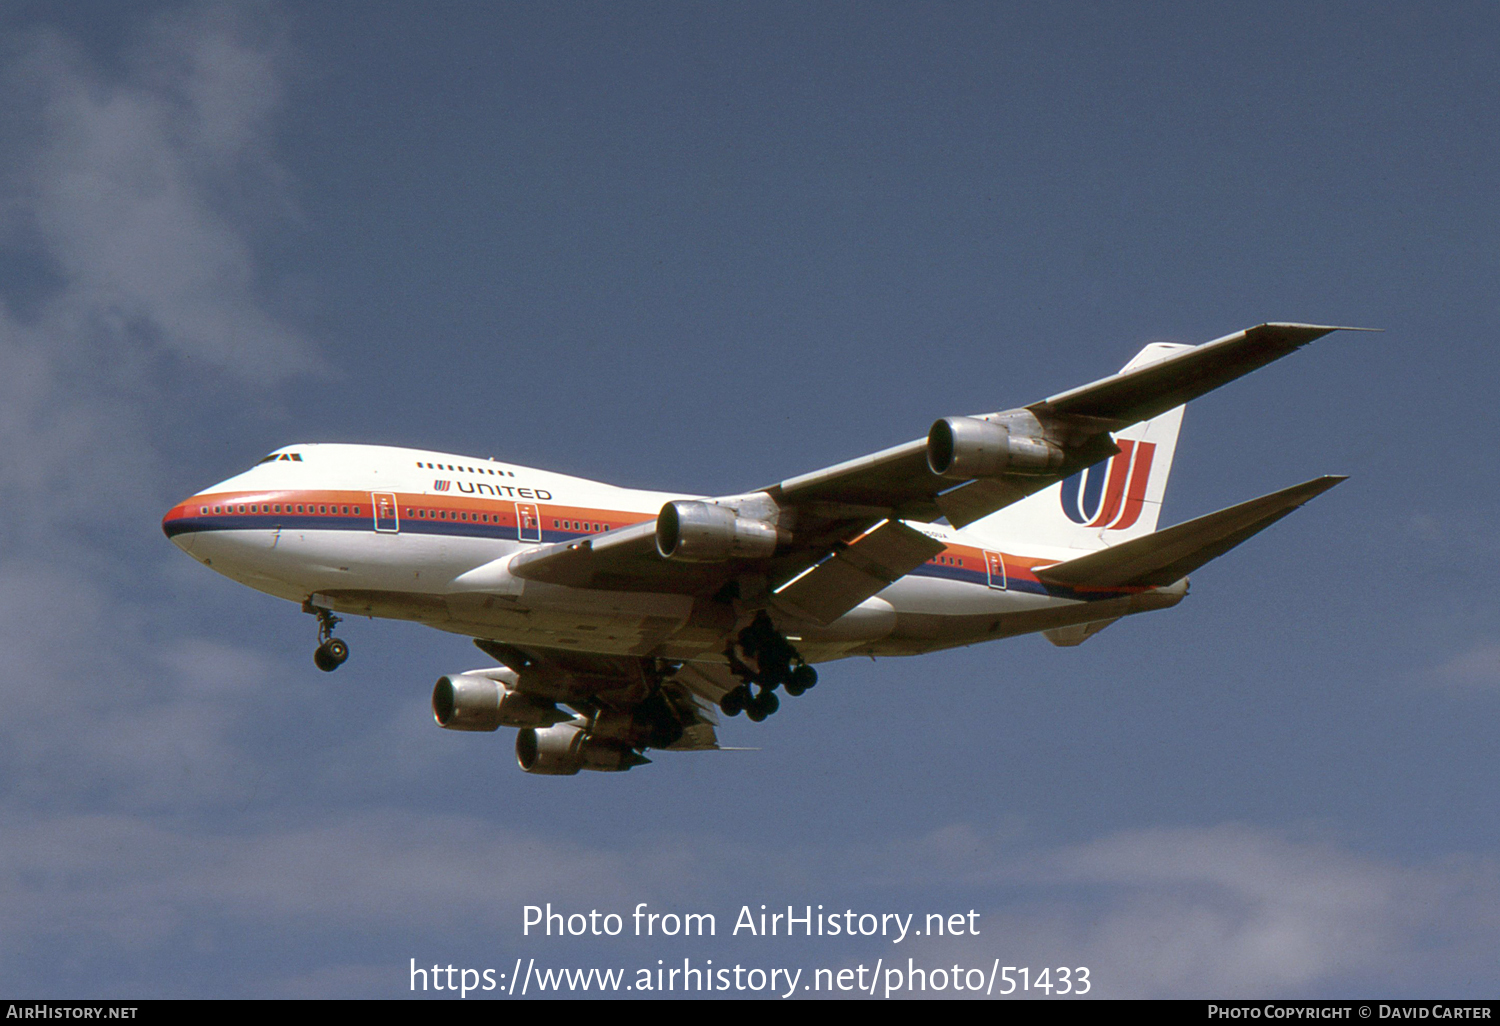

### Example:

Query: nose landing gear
xmin=304 ymin=600 xmax=349 ymax=672
xmin=314 ymin=636 xmax=348 ymax=672
xmin=719 ymin=611 xmax=817 ymax=720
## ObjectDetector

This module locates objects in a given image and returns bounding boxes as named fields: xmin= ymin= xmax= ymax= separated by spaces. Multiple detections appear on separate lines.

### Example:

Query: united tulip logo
xmin=1059 ymin=440 xmax=1157 ymax=530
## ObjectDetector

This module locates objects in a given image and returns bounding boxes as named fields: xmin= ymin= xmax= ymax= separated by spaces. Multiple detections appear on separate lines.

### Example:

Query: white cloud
xmin=1431 ymin=644 xmax=1500 ymax=688
xmin=880 ymin=824 xmax=1500 ymax=998
xmin=0 ymin=8 xmax=322 ymax=809
xmin=0 ymin=814 xmax=1495 ymax=997
xmin=9 ymin=11 xmax=309 ymax=377
xmin=0 ymin=810 xmax=645 ymax=957
xmin=0 ymin=8 xmax=318 ymax=537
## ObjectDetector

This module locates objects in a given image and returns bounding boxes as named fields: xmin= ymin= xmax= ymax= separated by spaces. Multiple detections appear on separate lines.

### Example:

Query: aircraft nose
xmin=162 ymin=496 xmax=201 ymax=553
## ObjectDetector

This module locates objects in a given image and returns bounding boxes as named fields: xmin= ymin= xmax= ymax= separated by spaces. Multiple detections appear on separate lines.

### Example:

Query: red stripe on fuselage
xmin=162 ymin=490 xmax=654 ymax=532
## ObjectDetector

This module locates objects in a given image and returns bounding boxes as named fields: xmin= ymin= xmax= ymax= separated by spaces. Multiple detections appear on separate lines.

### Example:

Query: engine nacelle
xmin=432 ymin=672 xmax=570 ymax=731
xmin=927 ymin=416 xmax=1065 ymax=479
xmin=515 ymin=723 xmax=650 ymax=775
xmin=655 ymin=500 xmax=778 ymax=562
xmin=585 ymin=694 xmax=686 ymax=750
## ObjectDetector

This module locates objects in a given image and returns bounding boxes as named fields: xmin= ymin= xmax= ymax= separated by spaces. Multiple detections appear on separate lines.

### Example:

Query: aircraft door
xmin=983 ymin=550 xmax=1007 ymax=590
xmin=372 ymin=492 xmax=399 ymax=533
xmin=515 ymin=502 xmax=541 ymax=542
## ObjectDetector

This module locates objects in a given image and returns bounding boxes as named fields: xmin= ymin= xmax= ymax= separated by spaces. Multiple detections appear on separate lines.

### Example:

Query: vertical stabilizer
xmin=962 ymin=342 xmax=1190 ymax=552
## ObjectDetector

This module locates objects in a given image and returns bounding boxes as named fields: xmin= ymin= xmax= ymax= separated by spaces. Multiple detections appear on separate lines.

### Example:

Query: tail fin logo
xmin=1059 ymin=440 xmax=1157 ymax=530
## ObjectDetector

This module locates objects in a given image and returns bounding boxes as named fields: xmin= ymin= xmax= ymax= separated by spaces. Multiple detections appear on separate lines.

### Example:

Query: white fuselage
xmin=163 ymin=443 xmax=1182 ymax=666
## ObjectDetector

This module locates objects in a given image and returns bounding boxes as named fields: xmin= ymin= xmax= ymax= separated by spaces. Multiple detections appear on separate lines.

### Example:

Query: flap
xmin=771 ymin=520 xmax=946 ymax=625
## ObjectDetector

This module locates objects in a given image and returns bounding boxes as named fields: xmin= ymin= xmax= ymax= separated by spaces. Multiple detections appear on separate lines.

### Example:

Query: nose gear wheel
xmin=304 ymin=599 xmax=349 ymax=672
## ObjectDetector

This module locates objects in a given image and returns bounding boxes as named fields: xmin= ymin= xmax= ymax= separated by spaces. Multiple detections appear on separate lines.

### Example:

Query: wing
xmin=490 ymin=324 xmax=1361 ymax=624
xmin=773 ymin=323 xmax=1361 ymax=528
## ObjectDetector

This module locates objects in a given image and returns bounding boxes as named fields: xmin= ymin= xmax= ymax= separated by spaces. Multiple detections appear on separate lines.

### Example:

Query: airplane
xmin=162 ymin=323 xmax=1356 ymax=775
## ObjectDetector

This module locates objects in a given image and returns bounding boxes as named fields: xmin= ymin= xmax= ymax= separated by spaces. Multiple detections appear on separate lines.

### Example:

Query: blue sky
xmin=2 ymin=1 xmax=1498 ymax=998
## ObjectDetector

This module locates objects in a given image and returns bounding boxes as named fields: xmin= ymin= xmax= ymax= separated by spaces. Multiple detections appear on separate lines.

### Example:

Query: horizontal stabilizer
xmin=1033 ymin=475 xmax=1346 ymax=589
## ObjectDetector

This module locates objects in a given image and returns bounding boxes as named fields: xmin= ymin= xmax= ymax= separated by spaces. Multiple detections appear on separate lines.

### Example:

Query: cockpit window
xmin=254 ymin=452 xmax=304 ymax=466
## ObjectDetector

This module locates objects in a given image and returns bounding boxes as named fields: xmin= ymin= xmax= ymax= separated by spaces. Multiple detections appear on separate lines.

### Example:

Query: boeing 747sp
xmin=163 ymin=324 xmax=1357 ymax=775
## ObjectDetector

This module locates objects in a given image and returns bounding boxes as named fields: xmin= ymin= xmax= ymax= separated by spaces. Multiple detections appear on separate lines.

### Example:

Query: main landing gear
xmin=719 ymin=611 xmax=817 ymax=722
xmin=304 ymin=600 xmax=349 ymax=672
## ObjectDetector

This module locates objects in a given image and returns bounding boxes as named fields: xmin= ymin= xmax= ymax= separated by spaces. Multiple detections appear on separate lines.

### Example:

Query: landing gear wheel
xmin=720 ymin=685 xmax=750 ymax=717
xmin=305 ymin=601 xmax=348 ymax=673
xmin=727 ymin=612 xmax=808 ymax=686
xmin=789 ymin=664 xmax=817 ymax=693
xmin=314 ymin=637 xmax=348 ymax=672
xmin=749 ymin=688 xmax=779 ymax=719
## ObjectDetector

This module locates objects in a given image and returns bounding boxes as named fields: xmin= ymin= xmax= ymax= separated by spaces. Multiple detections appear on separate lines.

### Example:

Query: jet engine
xmin=927 ymin=415 xmax=1065 ymax=479
xmin=655 ymin=500 xmax=778 ymax=562
xmin=515 ymin=723 xmax=650 ymax=775
xmin=432 ymin=672 xmax=571 ymax=731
